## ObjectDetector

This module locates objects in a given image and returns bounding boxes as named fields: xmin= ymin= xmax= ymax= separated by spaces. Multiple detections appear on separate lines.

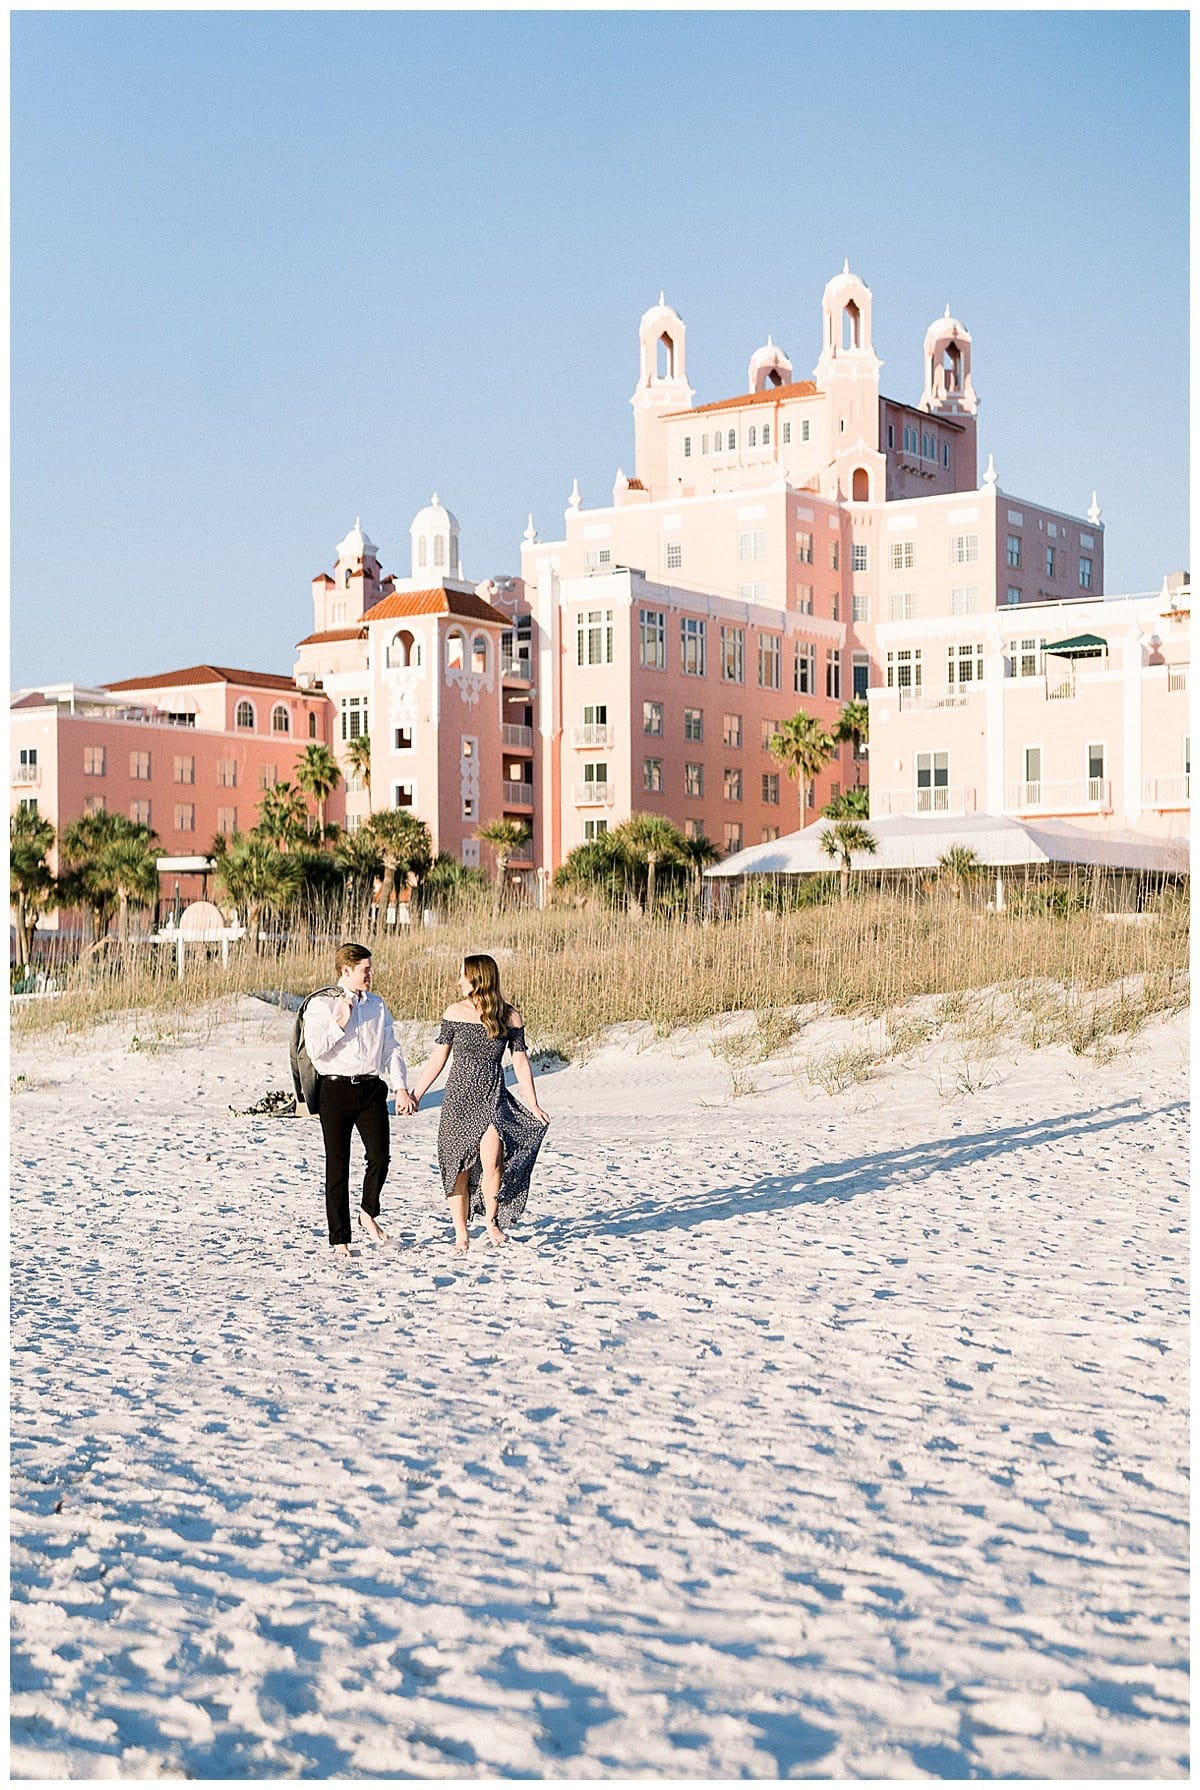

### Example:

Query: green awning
xmin=1042 ymin=633 xmax=1107 ymax=657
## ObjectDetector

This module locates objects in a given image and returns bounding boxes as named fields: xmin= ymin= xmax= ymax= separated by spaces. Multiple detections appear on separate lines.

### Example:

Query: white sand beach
xmin=9 ymin=996 xmax=1190 ymax=1779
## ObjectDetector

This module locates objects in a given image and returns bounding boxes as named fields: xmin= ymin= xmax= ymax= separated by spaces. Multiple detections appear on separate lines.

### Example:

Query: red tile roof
xmin=295 ymin=627 xmax=368 ymax=646
xmin=625 ymin=477 xmax=647 ymax=490
xmin=664 ymin=380 xmax=819 ymax=419
xmin=367 ymin=588 xmax=510 ymax=625
xmin=104 ymin=664 xmax=300 ymax=694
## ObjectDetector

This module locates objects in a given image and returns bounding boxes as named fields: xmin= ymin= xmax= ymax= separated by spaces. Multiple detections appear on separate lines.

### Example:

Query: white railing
xmin=573 ymin=781 xmax=612 ymax=807
xmin=1142 ymin=774 xmax=1190 ymax=808
xmin=1167 ymin=665 xmax=1189 ymax=693
xmin=1007 ymin=778 xmax=1111 ymax=812
xmin=502 ymin=723 xmax=533 ymax=750
xmin=872 ymin=786 xmax=976 ymax=817
xmin=11 ymin=765 xmax=40 ymax=785
xmin=502 ymin=655 xmax=532 ymax=679
xmin=898 ymin=686 xmax=971 ymax=712
xmin=1045 ymin=678 xmax=1076 ymax=701
xmin=571 ymin=723 xmax=613 ymax=748
xmin=502 ymin=781 xmax=534 ymax=807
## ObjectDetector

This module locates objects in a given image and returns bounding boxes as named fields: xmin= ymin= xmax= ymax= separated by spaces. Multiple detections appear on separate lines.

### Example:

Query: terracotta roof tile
xmin=625 ymin=477 xmax=647 ymax=490
xmin=295 ymin=627 xmax=368 ymax=646
xmin=664 ymin=380 xmax=819 ymax=419
xmin=104 ymin=664 xmax=300 ymax=694
xmin=367 ymin=588 xmax=509 ymax=625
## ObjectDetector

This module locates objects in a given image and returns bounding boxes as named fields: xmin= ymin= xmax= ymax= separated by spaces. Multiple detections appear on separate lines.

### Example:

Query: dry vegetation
xmin=13 ymin=874 xmax=1189 ymax=1071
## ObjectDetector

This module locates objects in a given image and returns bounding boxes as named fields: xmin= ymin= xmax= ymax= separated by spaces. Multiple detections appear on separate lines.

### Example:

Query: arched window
xmin=417 ymin=536 xmax=427 ymax=569
xmin=449 ymin=538 xmax=459 ymax=574
xmin=748 ymin=426 xmax=757 ymax=447
xmin=344 ymin=568 xmax=352 ymax=588
xmin=657 ymin=332 xmax=675 ymax=379
xmin=433 ymin=534 xmax=446 ymax=568
xmin=235 ymin=699 xmax=255 ymax=729
xmin=727 ymin=429 xmax=736 ymax=451
xmin=471 ymin=634 xmax=488 ymax=674
xmin=446 ymin=629 xmax=465 ymax=671
xmin=308 ymin=712 xmax=318 ymax=739
xmin=852 ymin=467 xmax=870 ymax=502
xmin=941 ymin=343 xmax=961 ymax=393
xmin=387 ymin=630 xmax=416 ymax=669
xmin=762 ymin=423 xmax=771 ymax=445
xmin=767 ymin=368 xmax=782 ymax=388
xmin=272 ymin=704 xmax=291 ymax=734
xmin=842 ymin=302 xmax=861 ymax=350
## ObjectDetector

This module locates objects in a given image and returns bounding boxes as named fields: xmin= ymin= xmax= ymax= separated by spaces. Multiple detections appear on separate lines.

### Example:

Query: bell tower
xmin=630 ymin=295 xmax=693 ymax=494
xmin=920 ymin=307 xmax=978 ymax=415
xmin=814 ymin=262 xmax=883 ymax=500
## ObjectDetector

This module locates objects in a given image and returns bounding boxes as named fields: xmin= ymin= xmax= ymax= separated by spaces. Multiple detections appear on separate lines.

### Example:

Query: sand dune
xmin=9 ymin=996 xmax=1189 ymax=1778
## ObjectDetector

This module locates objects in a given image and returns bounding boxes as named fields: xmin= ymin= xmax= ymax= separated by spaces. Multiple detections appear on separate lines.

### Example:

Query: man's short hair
xmin=335 ymin=942 xmax=372 ymax=974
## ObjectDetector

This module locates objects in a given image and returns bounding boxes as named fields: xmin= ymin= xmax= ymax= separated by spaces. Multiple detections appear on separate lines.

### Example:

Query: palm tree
xmin=59 ymin=811 xmax=157 ymax=942
xmin=333 ymin=826 xmax=383 ymax=917
xmin=678 ymin=830 xmax=722 ymax=902
xmin=770 ymin=711 xmax=836 ymax=817
xmin=834 ymin=699 xmax=870 ymax=785
xmin=295 ymin=744 xmax=342 ymax=840
xmin=822 ymin=787 xmax=870 ymax=820
xmin=553 ymin=834 xmax=628 ymax=906
xmin=937 ymin=844 xmax=982 ymax=900
xmin=101 ymin=832 xmax=162 ymax=948
xmin=345 ymin=733 xmax=372 ymax=813
xmin=10 ymin=809 xmax=57 ymax=974
xmin=612 ymin=812 xmax=686 ymax=914
xmin=424 ymin=851 xmax=490 ymax=913
xmin=818 ymin=819 xmax=877 ymax=901
xmin=214 ymin=833 xmax=303 ymax=954
xmin=477 ymin=817 xmax=532 ymax=912
xmin=255 ymin=781 xmax=308 ymax=852
xmin=363 ymin=810 xmax=433 ymax=932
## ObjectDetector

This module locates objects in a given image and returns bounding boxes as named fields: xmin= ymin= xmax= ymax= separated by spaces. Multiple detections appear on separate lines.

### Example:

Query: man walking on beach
xmin=303 ymin=943 xmax=416 ymax=1261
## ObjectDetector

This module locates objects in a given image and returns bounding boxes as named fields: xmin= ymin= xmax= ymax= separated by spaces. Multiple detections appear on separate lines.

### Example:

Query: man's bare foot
xmin=358 ymin=1214 xmax=392 ymax=1246
xmin=485 ymin=1222 xmax=509 ymax=1248
xmin=332 ymin=1244 xmax=352 ymax=1265
xmin=452 ymin=1237 xmax=470 ymax=1254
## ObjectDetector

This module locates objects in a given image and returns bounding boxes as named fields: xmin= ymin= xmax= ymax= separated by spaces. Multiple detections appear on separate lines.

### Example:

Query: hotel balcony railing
xmin=897 ymin=685 xmax=972 ymax=712
xmin=872 ymin=785 xmax=976 ymax=817
xmin=1006 ymin=778 xmax=1111 ymax=812
xmin=11 ymin=765 xmax=41 ymax=786
xmin=502 ymin=655 xmax=532 ymax=680
xmin=571 ymin=723 xmax=614 ymax=748
xmin=502 ymin=723 xmax=534 ymax=750
xmin=1142 ymin=774 xmax=1190 ymax=809
xmin=1167 ymin=664 xmax=1189 ymax=693
xmin=502 ymin=781 xmax=534 ymax=808
xmin=573 ymin=781 xmax=613 ymax=807
xmin=1045 ymin=678 xmax=1076 ymax=701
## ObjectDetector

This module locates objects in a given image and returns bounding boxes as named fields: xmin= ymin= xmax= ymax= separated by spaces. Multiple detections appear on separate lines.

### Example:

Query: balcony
xmin=11 ymin=765 xmax=41 ymax=786
xmin=1006 ymin=778 xmax=1112 ymax=813
xmin=1167 ymin=664 xmax=1189 ymax=693
xmin=502 ymin=723 xmax=533 ymax=750
xmin=502 ymin=655 xmax=533 ymax=682
xmin=502 ymin=781 xmax=534 ymax=809
xmin=573 ymin=781 xmax=613 ymax=807
xmin=872 ymin=785 xmax=976 ymax=817
xmin=897 ymin=686 xmax=972 ymax=713
xmin=571 ymin=723 xmax=614 ymax=748
xmin=1143 ymin=774 xmax=1190 ymax=809
xmin=1045 ymin=677 xmax=1076 ymax=701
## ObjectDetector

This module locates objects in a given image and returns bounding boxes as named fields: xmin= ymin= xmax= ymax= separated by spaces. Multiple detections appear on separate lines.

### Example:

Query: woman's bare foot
xmin=332 ymin=1244 xmax=352 ymax=1265
xmin=486 ymin=1221 xmax=509 ymax=1248
xmin=358 ymin=1214 xmax=392 ymax=1246
xmin=452 ymin=1235 xmax=470 ymax=1253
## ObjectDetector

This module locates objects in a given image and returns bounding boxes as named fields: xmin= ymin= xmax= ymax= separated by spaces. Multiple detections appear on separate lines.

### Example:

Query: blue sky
xmin=11 ymin=9 xmax=1190 ymax=687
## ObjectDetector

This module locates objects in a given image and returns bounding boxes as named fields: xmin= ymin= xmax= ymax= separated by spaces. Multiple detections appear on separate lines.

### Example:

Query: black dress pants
xmin=317 ymin=1077 xmax=390 ymax=1245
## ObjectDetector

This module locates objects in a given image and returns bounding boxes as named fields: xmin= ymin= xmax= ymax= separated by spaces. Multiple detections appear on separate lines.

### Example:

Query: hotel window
xmin=174 ymin=803 xmax=196 ymax=833
xmin=217 ymin=759 xmax=237 ymax=788
xmin=852 ymin=593 xmax=870 ymax=623
xmin=271 ymin=704 xmax=291 ymax=734
xmin=1080 ymin=531 xmax=1095 ymax=550
xmin=795 ymin=530 xmax=814 ymax=564
xmin=682 ymin=817 xmax=703 ymax=841
xmin=795 ymin=583 xmax=814 ymax=615
xmin=758 ymin=633 xmax=782 ymax=690
xmin=781 ymin=422 xmax=791 ymax=444
xmin=1087 ymin=742 xmax=1106 ymax=785
xmin=724 ymin=767 xmax=742 ymax=802
xmin=761 ymin=424 xmax=770 ymax=446
xmin=173 ymin=754 xmax=195 ymax=784
xmin=684 ymin=707 xmax=704 ymax=742
xmin=951 ymin=534 xmax=979 ymax=565
xmin=889 ymin=592 xmax=914 ymax=621
xmin=582 ymin=762 xmax=608 ymax=790
xmin=340 ymin=696 xmax=366 ymax=740
xmin=826 ymin=649 xmax=842 ymax=700
xmin=947 ymin=642 xmax=984 ymax=685
xmin=1007 ymin=535 xmax=1022 ymax=568
xmin=852 ymin=543 xmax=869 ymax=573
xmin=235 ymin=699 xmax=255 ymax=728
xmin=829 ymin=540 xmax=839 ymax=571
xmin=724 ymin=822 xmax=743 ymax=854
xmin=1015 ymin=638 xmax=1046 ymax=678
xmin=723 ymin=712 xmax=742 ymax=748
xmin=801 ymin=419 xmax=810 ymax=442
xmin=83 ymin=795 xmax=105 ymax=816
xmin=216 ymin=806 xmax=237 ymax=834
xmin=852 ymin=652 xmax=870 ymax=698
xmin=583 ymin=548 xmax=611 ymax=573
xmin=795 ymin=643 xmax=816 ymax=696
xmin=831 ymin=591 xmax=840 ymax=622
xmin=583 ymin=819 xmax=608 ymax=840
xmin=643 ymin=758 xmax=663 ymax=793
xmin=1047 ymin=521 xmax=1058 ymax=538
xmin=394 ymin=727 xmax=413 ymax=750
xmin=762 ymin=826 xmax=781 ymax=843
xmin=922 ymin=431 xmax=936 ymax=460
xmin=665 ymin=540 xmax=682 ymax=570
xmin=747 ymin=426 xmax=757 ymax=447
xmin=643 ymin=700 xmax=663 ymax=736
xmin=739 ymin=584 xmax=766 ymax=602
xmin=916 ymin=752 xmax=949 ymax=798
xmin=684 ymin=762 xmax=704 ymax=797
xmin=727 ymin=429 xmax=736 ymax=450
xmin=639 ymin=607 xmax=666 ymax=670
xmin=1079 ymin=556 xmax=1093 ymax=589
xmin=887 ymin=423 xmax=895 ymax=448
xmin=890 ymin=541 xmax=914 ymax=571
xmin=762 ymin=772 xmax=780 ymax=805
xmin=805 ymin=781 xmax=816 ymax=811
xmin=886 ymin=648 xmax=922 ymax=690
xmin=951 ymin=586 xmax=979 ymax=616
xmin=129 ymin=750 xmax=151 ymax=780
xmin=84 ymin=745 xmax=106 ymax=776
xmin=720 ymin=626 xmax=744 ymax=683
xmin=258 ymin=764 xmax=277 ymax=790
xmin=1045 ymin=547 xmax=1056 ymax=577
xmin=577 ymin=608 xmax=614 ymax=666
xmin=942 ymin=444 xmax=950 ymax=467
xmin=761 ymin=720 xmax=780 ymax=751
xmin=681 ymin=617 xmax=707 ymax=677
xmin=1006 ymin=586 xmax=1022 ymax=605
xmin=739 ymin=530 xmax=765 ymax=561
xmin=393 ymin=783 xmax=415 ymax=809
xmin=462 ymin=796 xmax=476 ymax=821
xmin=683 ymin=436 xmax=692 ymax=458
xmin=129 ymin=800 xmax=151 ymax=826
xmin=701 ymin=434 xmax=710 ymax=455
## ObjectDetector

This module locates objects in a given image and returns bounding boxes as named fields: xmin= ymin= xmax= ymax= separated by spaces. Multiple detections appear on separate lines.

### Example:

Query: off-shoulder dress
xmin=435 ymin=1017 xmax=548 ymax=1225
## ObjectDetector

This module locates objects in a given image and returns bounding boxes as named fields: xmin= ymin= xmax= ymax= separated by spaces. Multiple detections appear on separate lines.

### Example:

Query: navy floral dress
xmin=435 ymin=1018 xmax=548 ymax=1224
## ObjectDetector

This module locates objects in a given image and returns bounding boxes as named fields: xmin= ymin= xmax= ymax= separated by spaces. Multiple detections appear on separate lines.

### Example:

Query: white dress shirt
xmin=303 ymin=990 xmax=409 ymax=1093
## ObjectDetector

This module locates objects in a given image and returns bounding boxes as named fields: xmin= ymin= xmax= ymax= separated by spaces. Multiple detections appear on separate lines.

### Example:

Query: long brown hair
xmin=462 ymin=953 xmax=509 ymax=1039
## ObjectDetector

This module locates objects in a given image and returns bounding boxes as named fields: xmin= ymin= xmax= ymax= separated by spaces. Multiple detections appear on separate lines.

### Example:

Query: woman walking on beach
xmin=410 ymin=954 xmax=550 ymax=1251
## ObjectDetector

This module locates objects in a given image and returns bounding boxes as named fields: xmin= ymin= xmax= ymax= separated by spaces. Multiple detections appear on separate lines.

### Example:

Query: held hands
xmin=396 ymin=1089 xmax=419 ymax=1117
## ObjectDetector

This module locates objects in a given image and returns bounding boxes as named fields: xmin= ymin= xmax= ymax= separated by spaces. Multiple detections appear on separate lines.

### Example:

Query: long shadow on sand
xmin=537 ymin=1099 xmax=1186 ymax=1243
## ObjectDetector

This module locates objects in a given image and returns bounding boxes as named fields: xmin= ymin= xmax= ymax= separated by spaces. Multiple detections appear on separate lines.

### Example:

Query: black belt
xmin=325 ymin=1073 xmax=380 ymax=1085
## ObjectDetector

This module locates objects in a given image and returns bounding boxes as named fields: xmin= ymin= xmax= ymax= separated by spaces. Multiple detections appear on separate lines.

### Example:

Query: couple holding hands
xmin=303 ymin=942 xmax=550 ymax=1262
